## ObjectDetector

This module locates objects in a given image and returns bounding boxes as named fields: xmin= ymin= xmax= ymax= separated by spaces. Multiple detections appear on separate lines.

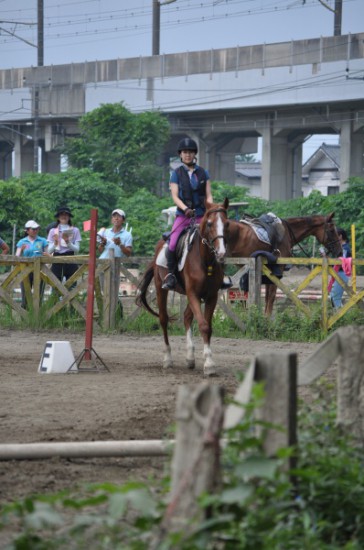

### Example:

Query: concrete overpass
xmin=0 ymin=32 xmax=363 ymax=199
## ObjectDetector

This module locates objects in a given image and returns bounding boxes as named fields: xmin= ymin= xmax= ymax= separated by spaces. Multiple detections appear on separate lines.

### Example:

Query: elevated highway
xmin=0 ymin=32 xmax=363 ymax=199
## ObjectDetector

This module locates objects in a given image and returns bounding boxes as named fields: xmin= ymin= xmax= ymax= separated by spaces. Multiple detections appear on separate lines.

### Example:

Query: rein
xmin=284 ymin=216 xmax=339 ymax=256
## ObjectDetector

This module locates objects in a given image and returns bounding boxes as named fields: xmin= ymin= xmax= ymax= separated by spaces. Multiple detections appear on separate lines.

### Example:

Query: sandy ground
xmin=0 ymin=328 xmax=322 ymax=506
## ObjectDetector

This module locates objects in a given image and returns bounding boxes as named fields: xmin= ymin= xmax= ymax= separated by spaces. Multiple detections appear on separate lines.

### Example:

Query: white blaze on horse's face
xmin=214 ymin=212 xmax=226 ymax=261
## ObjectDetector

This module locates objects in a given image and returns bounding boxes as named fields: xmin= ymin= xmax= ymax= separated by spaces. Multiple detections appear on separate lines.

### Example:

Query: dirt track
xmin=0 ymin=328 xmax=322 ymax=505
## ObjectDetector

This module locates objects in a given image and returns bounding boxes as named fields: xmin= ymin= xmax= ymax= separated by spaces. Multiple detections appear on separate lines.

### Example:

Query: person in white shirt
xmin=98 ymin=209 xmax=133 ymax=259
xmin=47 ymin=207 xmax=82 ymax=285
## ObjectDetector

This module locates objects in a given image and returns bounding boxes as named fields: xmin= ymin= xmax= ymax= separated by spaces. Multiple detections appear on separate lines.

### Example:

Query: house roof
xmin=302 ymin=143 xmax=340 ymax=174
xmin=236 ymin=162 xmax=262 ymax=179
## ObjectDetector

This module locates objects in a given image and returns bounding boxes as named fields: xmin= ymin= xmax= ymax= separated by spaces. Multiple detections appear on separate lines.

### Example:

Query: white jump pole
xmin=0 ymin=440 xmax=173 ymax=460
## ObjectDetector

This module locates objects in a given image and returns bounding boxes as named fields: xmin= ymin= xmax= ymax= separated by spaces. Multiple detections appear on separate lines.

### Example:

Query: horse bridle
xmin=200 ymin=207 xmax=227 ymax=256
xmin=285 ymin=216 xmax=340 ymax=256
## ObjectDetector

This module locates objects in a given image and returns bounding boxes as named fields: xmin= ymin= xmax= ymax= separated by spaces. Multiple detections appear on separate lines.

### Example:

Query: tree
xmin=62 ymin=103 xmax=170 ymax=194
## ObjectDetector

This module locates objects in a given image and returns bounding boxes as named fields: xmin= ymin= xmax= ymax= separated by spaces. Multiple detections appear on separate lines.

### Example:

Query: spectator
xmin=328 ymin=228 xmax=352 ymax=309
xmin=47 ymin=207 xmax=82 ymax=286
xmin=16 ymin=220 xmax=49 ymax=309
xmin=0 ymin=236 xmax=10 ymax=255
xmin=98 ymin=209 xmax=132 ymax=259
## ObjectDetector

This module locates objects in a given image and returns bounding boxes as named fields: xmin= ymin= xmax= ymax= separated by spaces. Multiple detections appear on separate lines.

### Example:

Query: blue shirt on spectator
xmin=16 ymin=236 xmax=48 ymax=257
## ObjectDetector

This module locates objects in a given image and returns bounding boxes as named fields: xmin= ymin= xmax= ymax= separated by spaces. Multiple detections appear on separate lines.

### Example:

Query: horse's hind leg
xmin=184 ymin=303 xmax=195 ymax=369
xmin=265 ymin=284 xmax=277 ymax=317
xmin=156 ymin=282 xmax=173 ymax=369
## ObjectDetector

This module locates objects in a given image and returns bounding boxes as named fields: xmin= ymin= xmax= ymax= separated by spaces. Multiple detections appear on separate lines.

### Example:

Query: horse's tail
xmin=136 ymin=261 xmax=159 ymax=318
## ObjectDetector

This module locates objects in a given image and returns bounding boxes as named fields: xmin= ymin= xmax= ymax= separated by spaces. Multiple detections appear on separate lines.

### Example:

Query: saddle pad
xmin=240 ymin=219 xmax=271 ymax=246
xmin=156 ymin=229 xmax=196 ymax=271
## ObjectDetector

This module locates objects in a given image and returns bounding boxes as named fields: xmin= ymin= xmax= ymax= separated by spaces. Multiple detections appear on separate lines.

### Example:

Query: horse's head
xmin=200 ymin=197 xmax=229 ymax=263
xmin=318 ymin=212 xmax=343 ymax=257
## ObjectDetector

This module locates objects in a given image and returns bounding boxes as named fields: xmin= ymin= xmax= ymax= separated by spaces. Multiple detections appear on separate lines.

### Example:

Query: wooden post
xmin=108 ymin=255 xmax=120 ymax=329
xmin=33 ymin=257 xmax=41 ymax=323
xmin=255 ymin=353 xmax=297 ymax=461
xmin=336 ymin=325 xmax=364 ymax=442
xmin=161 ymin=384 xmax=224 ymax=536
xmin=248 ymin=256 xmax=262 ymax=308
xmin=224 ymin=352 xmax=297 ymax=468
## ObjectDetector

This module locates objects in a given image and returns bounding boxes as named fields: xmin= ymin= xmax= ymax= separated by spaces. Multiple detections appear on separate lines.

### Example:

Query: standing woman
xmin=47 ymin=207 xmax=82 ymax=285
xmin=16 ymin=220 xmax=49 ymax=309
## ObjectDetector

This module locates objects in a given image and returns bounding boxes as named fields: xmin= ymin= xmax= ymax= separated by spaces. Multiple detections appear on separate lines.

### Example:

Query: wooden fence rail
xmin=1 ymin=255 xmax=363 ymax=331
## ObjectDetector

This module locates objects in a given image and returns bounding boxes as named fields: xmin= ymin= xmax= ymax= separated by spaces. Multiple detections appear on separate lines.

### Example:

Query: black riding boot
xmin=162 ymin=249 xmax=177 ymax=290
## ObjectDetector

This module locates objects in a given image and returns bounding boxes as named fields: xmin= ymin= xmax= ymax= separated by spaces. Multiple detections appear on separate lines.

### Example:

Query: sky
xmin=1 ymin=0 xmax=363 ymax=160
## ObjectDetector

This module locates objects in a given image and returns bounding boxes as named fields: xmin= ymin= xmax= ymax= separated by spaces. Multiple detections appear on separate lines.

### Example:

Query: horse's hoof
xmin=163 ymin=360 xmax=173 ymax=369
xmin=186 ymin=359 xmax=195 ymax=370
xmin=203 ymin=365 xmax=217 ymax=377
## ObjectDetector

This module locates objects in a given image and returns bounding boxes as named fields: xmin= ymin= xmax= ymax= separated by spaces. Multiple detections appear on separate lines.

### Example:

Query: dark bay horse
xmin=227 ymin=212 xmax=342 ymax=316
xmin=136 ymin=199 xmax=229 ymax=376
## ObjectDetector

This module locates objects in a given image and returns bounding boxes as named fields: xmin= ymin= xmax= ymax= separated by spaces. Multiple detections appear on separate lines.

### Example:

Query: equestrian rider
xmin=162 ymin=137 xmax=232 ymax=291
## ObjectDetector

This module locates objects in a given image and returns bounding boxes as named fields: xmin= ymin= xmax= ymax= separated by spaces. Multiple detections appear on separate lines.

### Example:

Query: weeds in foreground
xmin=2 ymin=388 xmax=364 ymax=549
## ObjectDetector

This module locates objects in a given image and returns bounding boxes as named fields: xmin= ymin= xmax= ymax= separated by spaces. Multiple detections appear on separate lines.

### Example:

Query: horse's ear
xmin=223 ymin=197 xmax=229 ymax=210
xmin=327 ymin=212 xmax=335 ymax=221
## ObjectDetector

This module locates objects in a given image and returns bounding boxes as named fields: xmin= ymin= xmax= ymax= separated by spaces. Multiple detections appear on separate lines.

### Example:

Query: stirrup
xmin=221 ymin=275 xmax=233 ymax=290
xmin=162 ymin=273 xmax=177 ymax=290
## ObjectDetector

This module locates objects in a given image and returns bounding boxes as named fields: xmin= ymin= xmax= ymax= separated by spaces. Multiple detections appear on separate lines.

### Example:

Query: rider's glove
xmin=184 ymin=208 xmax=194 ymax=218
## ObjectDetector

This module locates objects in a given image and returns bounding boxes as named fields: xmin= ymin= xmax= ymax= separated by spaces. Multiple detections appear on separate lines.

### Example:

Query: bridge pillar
xmin=261 ymin=129 xmax=293 ymax=201
xmin=41 ymin=150 xmax=61 ymax=173
xmin=340 ymin=120 xmax=364 ymax=189
xmin=0 ymin=142 xmax=13 ymax=180
xmin=13 ymin=135 xmax=34 ymax=177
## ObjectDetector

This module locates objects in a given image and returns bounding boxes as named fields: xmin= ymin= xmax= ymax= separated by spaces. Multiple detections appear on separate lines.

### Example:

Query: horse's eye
xmin=207 ymin=220 xmax=212 ymax=228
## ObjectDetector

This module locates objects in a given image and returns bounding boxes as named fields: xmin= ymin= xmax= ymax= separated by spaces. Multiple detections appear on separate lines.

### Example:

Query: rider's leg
xmin=161 ymin=216 xmax=190 ymax=290
xmin=162 ymin=248 xmax=177 ymax=290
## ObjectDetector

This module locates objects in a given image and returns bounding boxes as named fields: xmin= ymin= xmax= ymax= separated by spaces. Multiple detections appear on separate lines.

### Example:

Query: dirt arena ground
xmin=0 ymin=328 xmax=322 ymax=506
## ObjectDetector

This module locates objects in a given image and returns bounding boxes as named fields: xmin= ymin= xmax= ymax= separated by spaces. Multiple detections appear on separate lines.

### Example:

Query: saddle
xmin=240 ymin=212 xmax=285 ymax=252
xmin=156 ymin=226 xmax=197 ymax=272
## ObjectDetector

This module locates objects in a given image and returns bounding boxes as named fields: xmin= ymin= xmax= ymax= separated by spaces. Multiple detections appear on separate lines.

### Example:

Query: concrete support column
xmin=260 ymin=128 xmax=292 ymax=200
xmin=340 ymin=119 xmax=351 ymax=190
xmin=350 ymin=132 xmax=364 ymax=180
xmin=291 ymin=142 xmax=303 ymax=198
xmin=0 ymin=143 xmax=13 ymax=180
xmin=41 ymin=150 xmax=61 ymax=173
xmin=13 ymin=135 xmax=34 ymax=177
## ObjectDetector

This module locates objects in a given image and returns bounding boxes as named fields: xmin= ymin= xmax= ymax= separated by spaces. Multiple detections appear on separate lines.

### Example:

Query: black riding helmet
xmin=177 ymin=137 xmax=198 ymax=154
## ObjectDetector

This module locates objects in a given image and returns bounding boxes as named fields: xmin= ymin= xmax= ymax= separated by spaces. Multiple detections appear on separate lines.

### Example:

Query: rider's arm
xmin=170 ymin=182 xmax=190 ymax=213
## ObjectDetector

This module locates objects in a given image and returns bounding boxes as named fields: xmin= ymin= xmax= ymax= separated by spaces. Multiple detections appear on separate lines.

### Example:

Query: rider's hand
xmin=184 ymin=208 xmax=194 ymax=218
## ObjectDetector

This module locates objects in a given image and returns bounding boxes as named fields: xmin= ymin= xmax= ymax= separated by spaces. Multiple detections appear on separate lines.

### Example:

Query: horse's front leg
xmin=202 ymin=296 xmax=218 ymax=376
xmin=265 ymin=284 xmax=277 ymax=317
xmin=188 ymin=294 xmax=217 ymax=377
xmin=184 ymin=303 xmax=195 ymax=369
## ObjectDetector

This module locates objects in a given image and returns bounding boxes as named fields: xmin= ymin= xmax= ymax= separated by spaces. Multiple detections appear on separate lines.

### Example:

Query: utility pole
xmin=33 ymin=0 xmax=44 ymax=173
xmin=152 ymin=0 xmax=177 ymax=55
xmin=334 ymin=0 xmax=342 ymax=36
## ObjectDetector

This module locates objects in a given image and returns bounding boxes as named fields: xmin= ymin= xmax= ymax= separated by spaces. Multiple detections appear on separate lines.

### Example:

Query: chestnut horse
xmin=136 ymin=199 xmax=229 ymax=376
xmin=227 ymin=212 xmax=342 ymax=316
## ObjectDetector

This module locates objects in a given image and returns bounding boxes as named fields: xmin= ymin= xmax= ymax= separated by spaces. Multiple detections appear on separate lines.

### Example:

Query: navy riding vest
xmin=175 ymin=165 xmax=207 ymax=214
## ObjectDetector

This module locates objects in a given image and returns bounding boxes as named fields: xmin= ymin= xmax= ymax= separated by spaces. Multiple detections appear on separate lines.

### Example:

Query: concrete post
xmin=0 ymin=143 xmax=13 ymax=180
xmin=340 ymin=119 xmax=351 ymax=189
xmin=41 ymin=150 xmax=61 ymax=173
xmin=261 ymin=128 xmax=292 ymax=200
xmin=13 ymin=135 xmax=34 ymax=177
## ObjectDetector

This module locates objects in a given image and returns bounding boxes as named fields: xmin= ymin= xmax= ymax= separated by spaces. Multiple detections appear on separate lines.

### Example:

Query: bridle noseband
xmin=201 ymin=207 xmax=227 ymax=257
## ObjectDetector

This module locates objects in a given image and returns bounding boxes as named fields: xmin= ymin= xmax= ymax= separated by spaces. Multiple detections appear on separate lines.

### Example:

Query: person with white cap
xmin=16 ymin=220 xmax=49 ymax=309
xmin=98 ymin=209 xmax=132 ymax=259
